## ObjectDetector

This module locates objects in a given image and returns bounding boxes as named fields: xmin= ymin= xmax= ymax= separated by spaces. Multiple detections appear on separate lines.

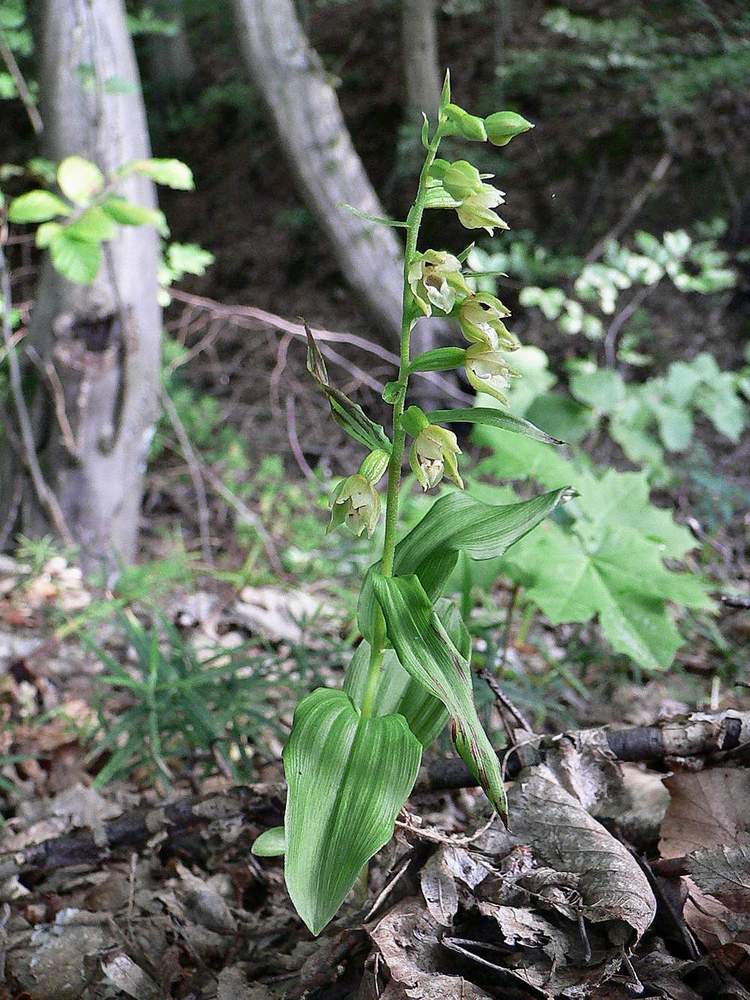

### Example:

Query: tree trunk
xmin=402 ymin=0 xmax=441 ymax=124
xmin=22 ymin=0 xmax=161 ymax=574
xmin=230 ymin=0 xmax=405 ymax=338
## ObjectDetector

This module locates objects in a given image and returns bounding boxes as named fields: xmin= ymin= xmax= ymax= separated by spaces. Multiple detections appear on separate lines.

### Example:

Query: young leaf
xmin=340 ymin=203 xmax=408 ymax=228
xmin=305 ymin=324 xmax=392 ymax=453
xmin=125 ymin=158 xmax=194 ymax=190
xmin=359 ymin=486 xmax=573 ymax=641
xmin=345 ymin=598 xmax=468 ymax=747
xmin=49 ymin=232 xmax=102 ymax=284
xmin=252 ymin=826 xmax=286 ymax=857
xmin=427 ymin=407 xmax=564 ymax=445
xmin=8 ymin=189 xmax=71 ymax=223
xmin=373 ymin=575 xmax=506 ymax=818
xmin=410 ymin=347 xmax=467 ymax=373
xmin=64 ymin=206 xmax=116 ymax=243
xmin=102 ymin=196 xmax=169 ymax=235
xmin=57 ymin=156 xmax=105 ymax=204
xmin=283 ymin=688 xmax=421 ymax=935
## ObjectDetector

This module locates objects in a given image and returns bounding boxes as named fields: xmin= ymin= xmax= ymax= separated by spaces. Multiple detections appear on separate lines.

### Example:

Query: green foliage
xmin=158 ymin=241 xmax=214 ymax=304
xmin=6 ymin=155 xmax=191 ymax=284
xmin=473 ymin=422 xmax=714 ymax=671
xmin=86 ymin=614 xmax=282 ymax=787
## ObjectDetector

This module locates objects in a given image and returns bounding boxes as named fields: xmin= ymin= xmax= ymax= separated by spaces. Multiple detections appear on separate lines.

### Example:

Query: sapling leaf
xmin=358 ymin=487 xmax=573 ymax=640
xmin=373 ymin=575 xmax=507 ymax=818
xmin=305 ymin=324 xmax=392 ymax=454
xmin=8 ymin=189 xmax=71 ymax=223
xmin=340 ymin=203 xmax=408 ymax=228
xmin=282 ymin=688 xmax=421 ymax=935
xmin=57 ymin=155 xmax=104 ymax=204
xmin=427 ymin=407 xmax=563 ymax=445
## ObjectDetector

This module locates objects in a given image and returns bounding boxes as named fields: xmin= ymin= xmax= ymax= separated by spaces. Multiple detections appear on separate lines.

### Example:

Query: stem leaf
xmin=426 ymin=407 xmax=564 ymax=445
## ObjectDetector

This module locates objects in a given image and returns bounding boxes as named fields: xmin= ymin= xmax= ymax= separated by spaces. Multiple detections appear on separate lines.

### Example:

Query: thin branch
xmin=0 ymin=228 xmax=74 ymax=546
xmin=0 ymin=30 xmax=43 ymax=135
xmin=586 ymin=152 xmax=673 ymax=263
xmin=161 ymin=388 xmax=214 ymax=568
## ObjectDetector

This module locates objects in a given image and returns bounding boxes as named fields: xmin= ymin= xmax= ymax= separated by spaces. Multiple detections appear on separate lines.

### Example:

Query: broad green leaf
xmin=410 ymin=347 xmax=467 ymax=373
xmin=125 ymin=157 xmax=194 ymax=190
xmin=49 ymin=232 xmax=102 ymax=284
xmin=340 ymin=203 xmax=408 ymax=228
xmin=36 ymin=222 xmax=62 ymax=248
xmin=569 ymin=368 xmax=626 ymax=412
xmin=57 ymin=156 xmax=104 ymax=204
xmin=8 ymin=189 xmax=70 ymax=223
xmin=345 ymin=598 xmax=469 ymax=747
xmin=102 ymin=196 xmax=169 ymax=235
xmin=252 ymin=826 xmax=286 ymax=857
xmin=474 ymin=425 xmax=578 ymax=488
xmin=359 ymin=486 xmax=572 ymax=640
xmin=305 ymin=325 xmax=391 ymax=453
xmin=65 ymin=206 xmax=116 ymax=243
xmin=525 ymin=393 xmax=596 ymax=444
xmin=502 ymin=519 xmax=711 ymax=671
xmin=373 ymin=575 xmax=506 ymax=817
xmin=427 ymin=407 xmax=563 ymax=445
xmin=283 ymin=688 xmax=421 ymax=935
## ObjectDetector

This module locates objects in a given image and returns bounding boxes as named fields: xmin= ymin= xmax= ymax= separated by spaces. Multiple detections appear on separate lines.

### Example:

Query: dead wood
xmin=1 ymin=710 xmax=746 ymax=882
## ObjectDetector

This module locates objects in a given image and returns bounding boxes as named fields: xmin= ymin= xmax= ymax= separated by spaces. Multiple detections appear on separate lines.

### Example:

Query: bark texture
xmin=231 ymin=0 xmax=405 ymax=337
xmin=402 ymin=0 xmax=441 ymax=123
xmin=145 ymin=0 xmax=196 ymax=100
xmin=24 ymin=0 xmax=161 ymax=572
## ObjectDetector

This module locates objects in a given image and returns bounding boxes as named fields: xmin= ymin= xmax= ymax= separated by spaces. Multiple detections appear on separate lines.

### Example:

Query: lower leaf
xmin=283 ymin=688 xmax=422 ymax=936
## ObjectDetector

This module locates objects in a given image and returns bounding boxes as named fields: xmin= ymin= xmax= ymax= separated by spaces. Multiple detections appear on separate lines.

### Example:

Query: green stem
xmin=360 ymin=126 xmax=443 ymax=719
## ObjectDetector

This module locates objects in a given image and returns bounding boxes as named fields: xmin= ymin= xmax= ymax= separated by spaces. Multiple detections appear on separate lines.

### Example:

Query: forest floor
xmin=0 ymin=542 xmax=749 ymax=999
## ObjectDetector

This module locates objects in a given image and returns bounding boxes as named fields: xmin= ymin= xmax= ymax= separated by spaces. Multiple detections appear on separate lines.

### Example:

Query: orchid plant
xmin=252 ymin=73 xmax=574 ymax=936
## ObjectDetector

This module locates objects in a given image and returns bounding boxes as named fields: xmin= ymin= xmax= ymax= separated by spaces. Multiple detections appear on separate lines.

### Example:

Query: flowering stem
xmin=360 ymin=125 xmax=443 ymax=720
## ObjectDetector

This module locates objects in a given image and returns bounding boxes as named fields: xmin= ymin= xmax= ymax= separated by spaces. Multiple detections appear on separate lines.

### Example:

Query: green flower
xmin=408 ymin=250 xmax=471 ymax=317
xmin=456 ymin=185 xmax=508 ymax=235
xmin=410 ymin=425 xmax=463 ymax=491
xmin=328 ymin=474 xmax=381 ymax=537
xmin=465 ymin=344 xmax=518 ymax=403
xmin=458 ymin=292 xmax=518 ymax=351
xmin=485 ymin=111 xmax=534 ymax=147
xmin=441 ymin=160 xmax=484 ymax=201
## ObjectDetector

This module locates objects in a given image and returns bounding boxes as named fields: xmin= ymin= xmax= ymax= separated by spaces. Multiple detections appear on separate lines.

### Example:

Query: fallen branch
xmin=1 ymin=711 xmax=746 ymax=881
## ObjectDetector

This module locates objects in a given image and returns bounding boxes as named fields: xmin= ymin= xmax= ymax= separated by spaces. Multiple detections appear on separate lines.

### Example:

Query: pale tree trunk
xmin=402 ymin=0 xmax=441 ymax=124
xmin=22 ymin=0 xmax=161 ymax=574
xmin=231 ymin=0 xmax=405 ymax=337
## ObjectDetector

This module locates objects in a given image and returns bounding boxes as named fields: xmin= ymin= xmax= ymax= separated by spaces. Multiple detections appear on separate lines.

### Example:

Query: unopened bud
xmin=442 ymin=160 xmax=484 ymax=202
xmin=443 ymin=104 xmax=487 ymax=142
xmin=485 ymin=111 xmax=534 ymax=147
xmin=358 ymin=448 xmax=390 ymax=485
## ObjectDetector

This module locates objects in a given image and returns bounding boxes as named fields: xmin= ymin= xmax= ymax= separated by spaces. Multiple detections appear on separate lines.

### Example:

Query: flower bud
xmin=410 ymin=425 xmax=463 ymax=492
xmin=328 ymin=474 xmax=381 ymax=537
xmin=358 ymin=448 xmax=390 ymax=485
xmin=485 ymin=111 xmax=534 ymax=147
xmin=442 ymin=160 xmax=484 ymax=202
xmin=456 ymin=184 xmax=508 ymax=235
xmin=458 ymin=292 xmax=517 ymax=351
xmin=408 ymin=249 xmax=471 ymax=316
xmin=465 ymin=344 xmax=519 ymax=404
xmin=442 ymin=104 xmax=487 ymax=142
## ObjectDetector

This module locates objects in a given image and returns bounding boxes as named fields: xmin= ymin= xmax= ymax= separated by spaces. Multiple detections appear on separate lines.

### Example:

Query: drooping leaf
xmin=102 ymin=196 xmax=169 ymax=235
xmin=124 ymin=157 xmax=194 ymax=190
xmin=373 ymin=575 xmax=506 ymax=818
xmin=305 ymin=324 xmax=391 ymax=453
xmin=252 ymin=826 xmax=286 ymax=857
xmin=283 ymin=688 xmax=421 ymax=935
xmin=8 ymin=189 xmax=70 ymax=223
xmin=49 ymin=232 xmax=102 ymax=284
xmin=359 ymin=486 xmax=573 ymax=641
xmin=345 ymin=598 xmax=469 ymax=747
xmin=427 ymin=407 xmax=563 ymax=445
xmin=57 ymin=156 xmax=104 ymax=204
